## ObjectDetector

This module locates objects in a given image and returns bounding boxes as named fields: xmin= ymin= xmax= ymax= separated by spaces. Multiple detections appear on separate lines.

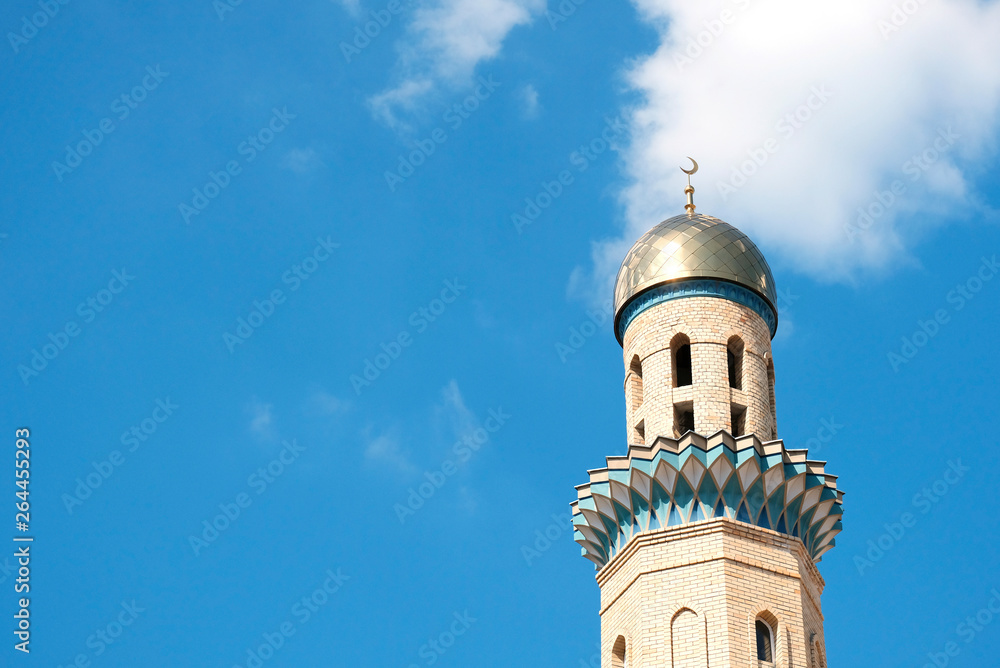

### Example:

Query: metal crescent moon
xmin=680 ymin=157 xmax=699 ymax=176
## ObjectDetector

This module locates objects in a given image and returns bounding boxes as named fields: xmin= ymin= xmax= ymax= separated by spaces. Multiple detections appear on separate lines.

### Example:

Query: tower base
xmin=598 ymin=518 xmax=827 ymax=668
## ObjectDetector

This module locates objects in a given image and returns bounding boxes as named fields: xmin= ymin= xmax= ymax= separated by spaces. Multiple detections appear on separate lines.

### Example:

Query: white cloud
xmin=435 ymin=379 xmax=479 ymax=438
xmin=581 ymin=0 xmax=1000 ymax=298
xmin=307 ymin=390 xmax=348 ymax=416
xmin=280 ymin=148 xmax=324 ymax=174
xmin=518 ymin=83 xmax=540 ymax=119
xmin=364 ymin=431 xmax=416 ymax=473
xmin=361 ymin=381 xmax=477 ymax=476
xmin=370 ymin=0 xmax=544 ymax=128
xmin=334 ymin=0 xmax=362 ymax=16
xmin=368 ymin=79 xmax=435 ymax=128
xmin=248 ymin=399 xmax=275 ymax=440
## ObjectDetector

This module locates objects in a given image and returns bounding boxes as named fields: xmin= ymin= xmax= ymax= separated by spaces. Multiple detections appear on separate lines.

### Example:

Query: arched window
xmin=671 ymin=608 xmax=708 ymax=667
xmin=672 ymin=334 xmax=692 ymax=387
xmin=755 ymin=619 xmax=774 ymax=662
xmin=814 ymin=640 xmax=827 ymax=668
xmin=629 ymin=355 xmax=643 ymax=408
xmin=612 ymin=635 xmax=627 ymax=668
xmin=727 ymin=336 xmax=744 ymax=390
xmin=628 ymin=356 xmax=645 ymax=444
xmin=766 ymin=357 xmax=777 ymax=439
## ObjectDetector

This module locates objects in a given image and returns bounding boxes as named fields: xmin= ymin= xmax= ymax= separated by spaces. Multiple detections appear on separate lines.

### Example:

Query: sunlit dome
xmin=613 ymin=213 xmax=778 ymax=343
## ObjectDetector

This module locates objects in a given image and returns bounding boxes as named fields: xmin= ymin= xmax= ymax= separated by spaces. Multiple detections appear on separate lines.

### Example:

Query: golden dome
xmin=614 ymin=213 xmax=778 ymax=341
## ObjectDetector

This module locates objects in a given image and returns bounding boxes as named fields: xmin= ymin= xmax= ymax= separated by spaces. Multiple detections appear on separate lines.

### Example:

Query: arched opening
xmin=672 ymin=333 xmax=692 ymax=387
xmin=766 ymin=357 xmax=777 ymax=439
xmin=755 ymin=618 xmax=774 ymax=662
xmin=671 ymin=608 xmax=708 ymax=667
xmin=611 ymin=635 xmax=627 ymax=668
xmin=814 ymin=641 xmax=827 ymax=668
xmin=628 ymin=356 xmax=645 ymax=444
xmin=629 ymin=355 xmax=643 ymax=409
xmin=727 ymin=336 xmax=744 ymax=390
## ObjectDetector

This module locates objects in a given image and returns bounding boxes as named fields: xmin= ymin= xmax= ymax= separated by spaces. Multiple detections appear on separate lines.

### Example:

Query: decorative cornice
xmin=570 ymin=432 xmax=843 ymax=569
xmin=615 ymin=279 xmax=779 ymax=344
xmin=593 ymin=518 xmax=826 ymax=618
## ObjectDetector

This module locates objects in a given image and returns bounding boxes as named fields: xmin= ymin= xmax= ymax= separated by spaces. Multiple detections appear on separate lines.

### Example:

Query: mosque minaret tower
xmin=570 ymin=164 xmax=844 ymax=667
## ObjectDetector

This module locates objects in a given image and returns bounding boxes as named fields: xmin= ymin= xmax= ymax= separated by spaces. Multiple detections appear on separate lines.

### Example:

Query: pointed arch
xmin=670 ymin=606 xmax=708 ymax=668
xmin=750 ymin=609 xmax=781 ymax=665
xmin=628 ymin=355 xmax=645 ymax=444
xmin=629 ymin=355 xmax=644 ymax=408
xmin=755 ymin=619 xmax=774 ymax=661
xmin=766 ymin=355 xmax=778 ymax=439
xmin=671 ymin=333 xmax=692 ymax=387
xmin=814 ymin=639 xmax=827 ymax=668
xmin=611 ymin=635 xmax=627 ymax=668
xmin=727 ymin=335 xmax=744 ymax=390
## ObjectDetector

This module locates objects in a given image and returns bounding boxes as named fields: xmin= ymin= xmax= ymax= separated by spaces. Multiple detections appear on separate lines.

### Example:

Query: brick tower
xmin=571 ymin=193 xmax=844 ymax=667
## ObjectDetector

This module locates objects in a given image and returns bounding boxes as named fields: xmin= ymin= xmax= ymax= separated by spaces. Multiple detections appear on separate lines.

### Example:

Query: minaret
xmin=571 ymin=169 xmax=843 ymax=668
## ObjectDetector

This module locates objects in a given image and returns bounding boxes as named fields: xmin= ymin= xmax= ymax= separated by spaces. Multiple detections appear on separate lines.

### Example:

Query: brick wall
xmin=621 ymin=297 xmax=776 ymax=445
xmin=596 ymin=519 xmax=826 ymax=667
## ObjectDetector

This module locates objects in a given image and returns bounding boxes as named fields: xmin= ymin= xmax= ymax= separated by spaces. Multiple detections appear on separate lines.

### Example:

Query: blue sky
xmin=2 ymin=0 xmax=1000 ymax=665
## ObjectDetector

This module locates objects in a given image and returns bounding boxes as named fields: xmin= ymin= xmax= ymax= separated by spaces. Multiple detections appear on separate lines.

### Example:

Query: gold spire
xmin=680 ymin=157 xmax=698 ymax=214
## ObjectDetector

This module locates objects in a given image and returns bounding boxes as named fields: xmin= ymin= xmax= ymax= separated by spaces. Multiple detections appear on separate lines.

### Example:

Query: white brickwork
xmin=622 ymin=297 xmax=775 ymax=445
xmin=598 ymin=519 xmax=827 ymax=668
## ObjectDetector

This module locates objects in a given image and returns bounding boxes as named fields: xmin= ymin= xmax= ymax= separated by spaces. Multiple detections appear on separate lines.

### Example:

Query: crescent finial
xmin=680 ymin=157 xmax=698 ymax=213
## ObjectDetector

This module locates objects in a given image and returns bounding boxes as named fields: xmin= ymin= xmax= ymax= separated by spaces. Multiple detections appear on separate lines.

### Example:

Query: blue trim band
xmin=616 ymin=279 xmax=778 ymax=343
